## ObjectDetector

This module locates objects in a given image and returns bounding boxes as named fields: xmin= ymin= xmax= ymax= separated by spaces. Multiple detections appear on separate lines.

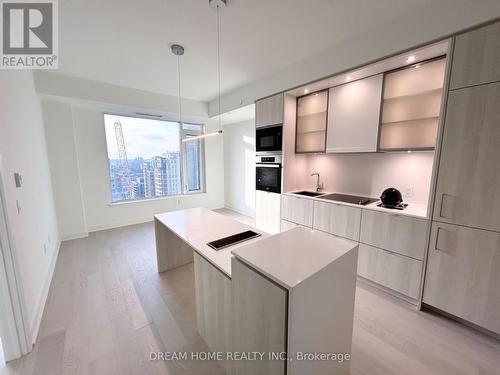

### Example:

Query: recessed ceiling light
xmin=407 ymin=55 xmax=416 ymax=63
xmin=304 ymin=88 xmax=309 ymax=94
xmin=346 ymin=76 xmax=352 ymax=81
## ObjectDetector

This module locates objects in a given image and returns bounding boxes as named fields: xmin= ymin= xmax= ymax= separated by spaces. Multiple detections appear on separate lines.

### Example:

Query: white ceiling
xmin=58 ymin=0 xmax=435 ymax=102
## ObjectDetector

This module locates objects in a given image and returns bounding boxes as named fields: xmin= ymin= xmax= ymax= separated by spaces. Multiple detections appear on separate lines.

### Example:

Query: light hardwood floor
xmin=2 ymin=213 xmax=499 ymax=375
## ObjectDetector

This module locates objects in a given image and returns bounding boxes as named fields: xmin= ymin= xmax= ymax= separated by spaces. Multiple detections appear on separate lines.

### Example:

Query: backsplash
xmin=293 ymin=151 xmax=435 ymax=205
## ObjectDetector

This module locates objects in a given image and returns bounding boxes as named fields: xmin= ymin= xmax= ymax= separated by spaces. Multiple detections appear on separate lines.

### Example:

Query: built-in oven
xmin=256 ymin=154 xmax=282 ymax=193
xmin=256 ymin=125 xmax=282 ymax=153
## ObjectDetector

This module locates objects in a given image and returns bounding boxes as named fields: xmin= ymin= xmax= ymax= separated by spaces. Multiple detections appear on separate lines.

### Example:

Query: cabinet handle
xmin=434 ymin=227 xmax=456 ymax=252
xmin=439 ymin=193 xmax=452 ymax=219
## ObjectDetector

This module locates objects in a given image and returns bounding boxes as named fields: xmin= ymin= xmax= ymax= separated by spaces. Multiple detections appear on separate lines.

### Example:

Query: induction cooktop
xmin=319 ymin=193 xmax=378 ymax=206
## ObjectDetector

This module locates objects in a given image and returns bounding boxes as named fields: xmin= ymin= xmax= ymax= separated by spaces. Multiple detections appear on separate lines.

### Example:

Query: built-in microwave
xmin=256 ymin=154 xmax=282 ymax=194
xmin=256 ymin=125 xmax=282 ymax=153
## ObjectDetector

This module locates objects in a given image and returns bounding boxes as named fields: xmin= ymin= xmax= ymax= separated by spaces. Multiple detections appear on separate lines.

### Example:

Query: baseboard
xmin=60 ymin=231 xmax=88 ymax=241
xmin=223 ymin=205 xmax=255 ymax=218
xmin=30 ymin=239 xmax=61 ymax=345
xmin=87 ymin=216 xmax=153 ymax=233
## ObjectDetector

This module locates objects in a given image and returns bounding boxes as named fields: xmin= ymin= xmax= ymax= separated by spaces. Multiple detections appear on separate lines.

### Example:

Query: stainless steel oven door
xmin=256 ymin=163 xmax=281 ymax=193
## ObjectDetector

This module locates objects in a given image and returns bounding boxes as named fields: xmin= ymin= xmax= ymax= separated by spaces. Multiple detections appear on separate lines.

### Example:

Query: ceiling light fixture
xmin=407 ymin=55 xmax=416 ymax=63
xmin=183 ymin=0 xmax=226 ymax=143
xmin=171 ymin=43 xmax=185 ymax=130
xmin=304 ymin=88 xmax=309 ymax=94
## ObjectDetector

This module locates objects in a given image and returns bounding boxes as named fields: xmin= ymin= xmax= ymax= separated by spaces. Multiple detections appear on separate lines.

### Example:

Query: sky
xmin=104 ymin=114 xmax=180 ymax=159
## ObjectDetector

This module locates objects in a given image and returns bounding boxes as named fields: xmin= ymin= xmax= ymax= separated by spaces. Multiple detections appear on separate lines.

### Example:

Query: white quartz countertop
xmin=154 ymin=207 xmax=267 ymax=277
xmin=283 ymin=191 xmax=428 ymax=219
xmin=232 ymin=227 xmax=358 ymax=290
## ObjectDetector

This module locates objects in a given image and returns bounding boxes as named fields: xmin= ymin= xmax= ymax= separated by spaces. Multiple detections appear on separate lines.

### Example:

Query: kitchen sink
xmin=292 ymin=191 xmax=325 ymax=197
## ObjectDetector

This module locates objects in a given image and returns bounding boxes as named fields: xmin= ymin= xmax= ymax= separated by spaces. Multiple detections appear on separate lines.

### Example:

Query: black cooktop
xmin=320 ymin=193 xmax=378 ymax=206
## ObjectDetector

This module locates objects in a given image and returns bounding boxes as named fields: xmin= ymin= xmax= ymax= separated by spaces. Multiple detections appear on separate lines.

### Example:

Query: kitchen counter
xmin=232 ymin=226 xmax=357 ymax=289
xmin=154 ymin=207 xmax=267 ymax=277
xmin=283 ymin=191 xmax=428 ymax=219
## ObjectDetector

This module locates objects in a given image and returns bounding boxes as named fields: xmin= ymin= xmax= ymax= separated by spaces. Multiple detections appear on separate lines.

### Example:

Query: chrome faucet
xmin=310 ymin=172 xmax=323 ymax=192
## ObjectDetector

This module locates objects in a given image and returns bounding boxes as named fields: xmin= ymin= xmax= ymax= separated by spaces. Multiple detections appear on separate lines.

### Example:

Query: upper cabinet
xmin=433 ymin=81 xmax=500 ymax=232
xmin=326 ymin=74 xmax=383 ymax=153
xmin=255 ymin=93 xmax=284 ymax=128
xmin=295 ymin=90 xmax=328 ymax=153
xmin=379 ymin=58 xmax=446 ymax=151
xmin=450 ymin=22 xmax=500 ymax=90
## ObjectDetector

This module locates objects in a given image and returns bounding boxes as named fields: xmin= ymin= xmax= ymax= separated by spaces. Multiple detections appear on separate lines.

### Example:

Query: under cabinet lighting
xmin=345 ymin=76 xmax=352 ymax=81
xmin=304 ymin=88 xmax=309 ymax=94
xmin=415 ymin=64 xmax=421 ymax=69
xmin=407 ymin=55 xmax=416 ymax=63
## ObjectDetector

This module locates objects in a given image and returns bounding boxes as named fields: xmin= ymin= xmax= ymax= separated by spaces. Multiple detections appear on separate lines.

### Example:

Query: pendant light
xmin=182 ymin=0 xmax=226 ymax=142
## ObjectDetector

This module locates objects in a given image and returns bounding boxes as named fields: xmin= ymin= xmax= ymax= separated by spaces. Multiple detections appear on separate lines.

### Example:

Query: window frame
xmin=103 ymin=112 xmax=206 ymax=204
xmin=181 ymin=123 xmax=206 ymax=195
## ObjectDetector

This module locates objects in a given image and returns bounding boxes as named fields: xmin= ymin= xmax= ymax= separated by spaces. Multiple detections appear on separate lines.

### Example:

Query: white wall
xmin=223 ymin=119 xmax=255 ymax=217
xmin=0 ymin=72 xmax=60 ymax=343
xmin=37 ymin=74 xmax=225 ymax=237
xmin=290 ymin=152 xmax=434 ymax=205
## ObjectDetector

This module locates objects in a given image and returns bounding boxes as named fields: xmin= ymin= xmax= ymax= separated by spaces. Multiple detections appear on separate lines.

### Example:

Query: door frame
xmin=0 ymin=154 xmax=30 ymax=361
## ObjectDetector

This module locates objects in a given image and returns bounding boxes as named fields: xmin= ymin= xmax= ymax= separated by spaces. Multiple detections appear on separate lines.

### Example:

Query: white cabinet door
xmin=255 ymin=93 xmax=284 ymax=128
xmin=312 ymin=201 xmax=361 ymax=241
xmin=280 ymin=195 xmax=313 ymax=227
xmin=326 ymin=74 xmax=383 ymax=153
xmin=256 ymin=190 xmax=281 ymax=234
xmin=357 ymin=243 xmax=422 ymax=299
xmin=423 ymin=222 xmax=500 ymax=334
xmin=360 ymin=210 xmax=428 ymax=260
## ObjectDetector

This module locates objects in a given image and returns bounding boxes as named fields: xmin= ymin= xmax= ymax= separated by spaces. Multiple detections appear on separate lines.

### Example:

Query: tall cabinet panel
xmin=433 ymin=81 xmax=500 ymax=232
xmin=450 ymin=21 xmax=500 ymax=89
xmin=423 ymin=223 xmax=500 ymax=334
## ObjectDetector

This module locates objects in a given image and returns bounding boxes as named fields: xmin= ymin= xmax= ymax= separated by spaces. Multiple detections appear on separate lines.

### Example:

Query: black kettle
xmin=380 ymin=188 xmax=402 ymax=208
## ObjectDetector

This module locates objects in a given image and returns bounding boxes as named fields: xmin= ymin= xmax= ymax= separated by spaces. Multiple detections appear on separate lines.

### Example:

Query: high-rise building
xmin=153 ymin=152 xmax=181 ymax=196
xmin=143 ymin=160 xmax=155 ymax=198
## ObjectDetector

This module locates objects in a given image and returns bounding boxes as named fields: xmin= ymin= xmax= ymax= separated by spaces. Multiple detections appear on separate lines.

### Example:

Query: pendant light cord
xmin=177 ymin=54 xmax=182 ymax=126
xmin=217 ymin=4 xmax=222 ymax=132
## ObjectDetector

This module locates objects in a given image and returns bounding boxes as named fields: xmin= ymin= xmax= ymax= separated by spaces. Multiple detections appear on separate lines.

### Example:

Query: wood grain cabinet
xmin=231 ymin=258 xmax=288 ymax=375
xmin=313 ymin=201 xmax=361 ymax=241
xmin=194 ymin=253 xmax=232 ymax=372
xmin=326 ymin=74 xmax=383 ymax=153
xmin=423 ymin=222 xmax=500 ymax=334
xmin=357 ymin=243 xmax=422 ymax=299
xmin=281 ymin=194 xmax=314 ymax=227
xmin=295 ymin=90 xmax=328 ymax=153
xmin=360 ymin=210 xmax=428 ymax=260
xmin=255 ymin=93 xmax=284 ymax=128
xmin=433 ymin=81 xmax=500 ymax=232
xmin=450 ymin=21 xmax=500 ymax=89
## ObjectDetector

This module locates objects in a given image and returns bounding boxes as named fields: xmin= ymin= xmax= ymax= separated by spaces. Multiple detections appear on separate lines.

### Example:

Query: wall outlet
xmin=176 ymin=198 xmax=182 ymax=206
xmin=43 ymin=244 xmax=47 ymax=254
xmin=404 ymin=185 xmax=415 ymax=199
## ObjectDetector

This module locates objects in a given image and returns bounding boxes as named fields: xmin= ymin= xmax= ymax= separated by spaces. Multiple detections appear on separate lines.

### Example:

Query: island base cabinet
xmin=194 ymin=253 xmax=232 ymax=373
xmin=423 ymin=223 xmax=500 ymax=335
xmin=357 ymin=244 xmax=422 ymax=300
xmin=231 ymin=258 xmax=288 ymax=375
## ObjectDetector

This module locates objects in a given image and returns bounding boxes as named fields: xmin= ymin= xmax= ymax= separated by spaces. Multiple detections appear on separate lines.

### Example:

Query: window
xmin=104 ymin=114 xmax=205 ymax=203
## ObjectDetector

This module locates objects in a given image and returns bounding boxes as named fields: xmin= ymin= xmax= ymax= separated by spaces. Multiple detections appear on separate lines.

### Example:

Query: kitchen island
xmin=155 ymin=207 xmax=358 ymax=375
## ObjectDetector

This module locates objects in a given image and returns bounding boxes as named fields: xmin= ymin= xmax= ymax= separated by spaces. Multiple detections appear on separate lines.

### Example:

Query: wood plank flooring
xmin=2 ymin=214 xmax=499 ymax=375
